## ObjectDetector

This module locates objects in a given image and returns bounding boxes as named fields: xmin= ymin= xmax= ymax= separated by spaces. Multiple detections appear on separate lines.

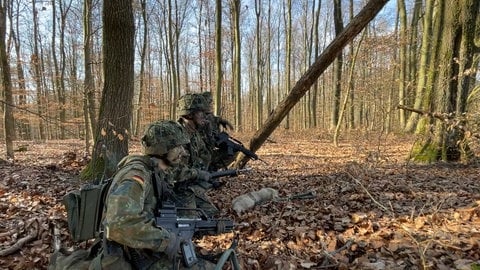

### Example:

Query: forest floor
xmin=0 ymin=130 xmax=480 ymax=270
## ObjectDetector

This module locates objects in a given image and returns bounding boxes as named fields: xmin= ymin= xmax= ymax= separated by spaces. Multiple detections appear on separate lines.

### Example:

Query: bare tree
xmin=83 ymin=0 xmax=96 ymax=152
xmin=81 ymin=0 xmax=135 ymax=180
xmin=135 ymin=0 xmax=148 ymax=136
xmin=331 ymin=0 xmax=344 ymax=130
xmin=230 ymin=0 xmax=241 ymax=131
xmin=214 ymin=0 xmax=222 ymax=115
xmin=0 ymin=0 xmax=14 ymax=158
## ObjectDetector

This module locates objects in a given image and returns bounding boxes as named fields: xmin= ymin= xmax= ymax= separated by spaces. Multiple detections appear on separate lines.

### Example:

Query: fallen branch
xmin=0 ymin=218 xmax=39 ymax=257
xmin=346 ymin=172 xmax=391 ymax=214
xmin=397 ymin=105 xmax=450 ymax=120
xmin=0 ymin=232 xmax=37 ymax=256
xmin=320 ymin=239 xmax=353 ymax=267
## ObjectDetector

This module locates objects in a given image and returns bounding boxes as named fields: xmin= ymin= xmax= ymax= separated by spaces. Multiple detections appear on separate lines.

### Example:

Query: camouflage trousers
xmin=174 ymin=185 xmax=219 ymax=218
xmin=189 ymin=185 xmax=219 ymax=217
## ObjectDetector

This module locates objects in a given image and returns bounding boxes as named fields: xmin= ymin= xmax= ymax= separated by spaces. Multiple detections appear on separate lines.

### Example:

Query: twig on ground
xmin=320 ymin=239 xmax=353 ymax=267
xmin=0 ymin=218 xmax=39 ymax=257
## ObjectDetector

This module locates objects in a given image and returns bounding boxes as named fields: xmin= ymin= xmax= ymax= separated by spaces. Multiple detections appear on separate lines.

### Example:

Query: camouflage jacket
xmin=182 ymin=118 xmax=211 ymax=170
xmin=103 ymin=155 xmax=171 ymax=253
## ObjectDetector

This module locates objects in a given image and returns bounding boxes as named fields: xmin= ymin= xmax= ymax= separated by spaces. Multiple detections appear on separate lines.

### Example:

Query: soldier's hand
xmin=211 ymin=180 xmax=224 ymax=189
xmin=164 ymin=231 xmax=180 ymax=259
xmin=196 ymin=170 xmax=211 ymax=181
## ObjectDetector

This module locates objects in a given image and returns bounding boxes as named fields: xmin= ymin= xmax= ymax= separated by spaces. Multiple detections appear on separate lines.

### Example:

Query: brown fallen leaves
xmin=1 ymin=132 xmax=480 ymax=269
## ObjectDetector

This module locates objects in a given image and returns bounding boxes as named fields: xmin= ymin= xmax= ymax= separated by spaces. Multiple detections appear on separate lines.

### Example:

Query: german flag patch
xmin=131 ymin=175 xmax=145 ymax=185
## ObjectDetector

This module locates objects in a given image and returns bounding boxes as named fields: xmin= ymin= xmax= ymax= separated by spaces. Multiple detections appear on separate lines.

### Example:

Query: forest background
xmin=1 ymin=0 xmax=480 ymax=269
xmin=0 ymin=0 xmax=478 ymax=163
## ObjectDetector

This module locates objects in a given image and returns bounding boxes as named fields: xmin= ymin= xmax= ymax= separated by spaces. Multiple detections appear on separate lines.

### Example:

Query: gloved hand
xmin=196 ymin=170 xmax=211 ymax=181
xmin=211 ymin=180 xmax=224 ymax=189
xmin=164 ymin=231 xmax=180 ymax=259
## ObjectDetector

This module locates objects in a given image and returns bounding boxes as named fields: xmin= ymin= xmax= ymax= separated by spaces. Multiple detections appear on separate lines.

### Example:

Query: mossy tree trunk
xmin=411 ymin=0 xmax=479 ymax=162
xmin=0 ymin=1 xmax=15 ymax=159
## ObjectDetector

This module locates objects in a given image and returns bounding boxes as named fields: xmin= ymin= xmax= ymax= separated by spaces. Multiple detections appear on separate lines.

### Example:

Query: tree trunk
xmin=283 ymin=0 xmax=292 ymax=130
xmin=331 ymin=0 xmax=344 ymax=130
xmin=83 ymin=0 xmax=95 ymax=153
xmin=233 ymin=0 xmax=389 ymax=168
xmin=135 ymin=0 xmax=148 ymax=136
xmin=397 ymin=0 xmax=407 ymax=128
xmin=215 ymin=0 xmax=222 ymax=116
xmin=32 ymin=1 xmax=45 ymax=140
xmin=10 ymin=2 xmax=30 ymax=140
xmin=333 ymin=31 xmax=365 ymax=147
xmin=81 ymin=0 xmax=135 ymax=180
xmin=0 ymin=1 xmax=14 ymax=158
xmin=411 ymin=0 xmax=479 ymax=162
xmin=254 ymin=0 xmax=263 ymax=129
xmin=404 ymin=0 xmax=434 ymax=132
xmin=231 ymin=0 xmax=241 ymax=131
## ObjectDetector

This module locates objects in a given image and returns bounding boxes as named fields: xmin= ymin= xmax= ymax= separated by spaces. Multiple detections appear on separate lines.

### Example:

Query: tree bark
xmin=0 ymin=1 xmax=14 ymax=158
xmin=404 ymin=0 xmax=434 ymax=132
xmin=397 ymin=0 xmax=407 ymax=128
xmin=412 ymin=0 xmax=479 ymax=162
xmin=331 ymin=0 xmax=344 ymax=130
xmin=231 ymin=0 xmax=242 ymax=131
xmin=82 ymin=0 xmax=135 ymax=180
xmin=215 ymin=0 xmax=222 ymax=116
xmin=83 ymin=0 xmax=95 ymax=153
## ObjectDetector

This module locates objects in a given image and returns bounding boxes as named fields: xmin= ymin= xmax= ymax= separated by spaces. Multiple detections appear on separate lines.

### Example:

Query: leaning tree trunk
xmin=233 ymin=0 xmax=389 ymax=168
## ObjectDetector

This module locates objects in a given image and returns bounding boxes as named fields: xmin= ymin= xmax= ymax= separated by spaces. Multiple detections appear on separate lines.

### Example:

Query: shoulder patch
xmin=131 ymin=175 xmax=145 ymax=185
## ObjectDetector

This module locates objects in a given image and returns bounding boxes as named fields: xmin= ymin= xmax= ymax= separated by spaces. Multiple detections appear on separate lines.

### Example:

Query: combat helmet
xmin=201 ymin=92 xmax=213 ymax=113
xmin=201 ymin=91 xmax=213 ymax=105
xmin=177 ymin=93 xmax=208 ymax=116
xmin=141 ymin=120 xmax=189 ymax=156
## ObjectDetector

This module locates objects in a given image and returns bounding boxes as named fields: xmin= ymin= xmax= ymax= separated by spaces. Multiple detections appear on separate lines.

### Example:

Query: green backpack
xmin=63 ymin=177 xmax=112 ymax=242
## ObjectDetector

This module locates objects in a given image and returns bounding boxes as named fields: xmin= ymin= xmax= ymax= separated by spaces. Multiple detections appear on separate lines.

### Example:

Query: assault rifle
xmin=155 ymin=202 xmax=235 ymax=267
xmin=200 ymin=168 xmax=252 ymax=190
xmin=215 ymin=132 xmax=259 ymax=161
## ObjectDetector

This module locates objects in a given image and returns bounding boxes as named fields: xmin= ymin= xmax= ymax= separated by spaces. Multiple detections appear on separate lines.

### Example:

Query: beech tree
xmin=409 ymin=0 xmax=480 ymax=162
xmin=82 ymin=0 xmax=135 ymax=180
xmin=0 ymin=0 xmax=14 ymax=159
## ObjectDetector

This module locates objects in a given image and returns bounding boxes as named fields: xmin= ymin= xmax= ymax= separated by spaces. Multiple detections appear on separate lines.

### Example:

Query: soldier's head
xmin=177 ymin=93 xmax=208 ymax=127
xmin=201 ymin=91 xmax=213 ymax=113
xmin=141 ymin=120 xmax=189 ymax=165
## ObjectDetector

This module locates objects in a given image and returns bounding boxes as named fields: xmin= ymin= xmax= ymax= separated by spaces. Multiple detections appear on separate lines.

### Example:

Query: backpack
xmin=63 ymin=178 xmax=112 ymax=242
xmin=63 ymin=155 xmax=153 ymax=242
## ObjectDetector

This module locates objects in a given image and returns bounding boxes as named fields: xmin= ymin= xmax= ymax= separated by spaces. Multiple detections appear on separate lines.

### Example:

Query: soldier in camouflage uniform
xmin=102 ymin=120 xmax=215 ymax=269
xmin=170 ymin=93 xmax=219 ymax=217
xmin=200 ymin=91 xmax=237 ymax=171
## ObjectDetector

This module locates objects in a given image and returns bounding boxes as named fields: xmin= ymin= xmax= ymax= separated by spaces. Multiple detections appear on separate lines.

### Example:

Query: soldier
xmin=102 ymin=120 xmax=215 ymax=269
xmin=171 ymin=93 xmax=219 ymax=217
xmin=200 ymin=91 xmax=237 ymax=171
xmin=201 ymin=91 xmax=234 ymax=137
